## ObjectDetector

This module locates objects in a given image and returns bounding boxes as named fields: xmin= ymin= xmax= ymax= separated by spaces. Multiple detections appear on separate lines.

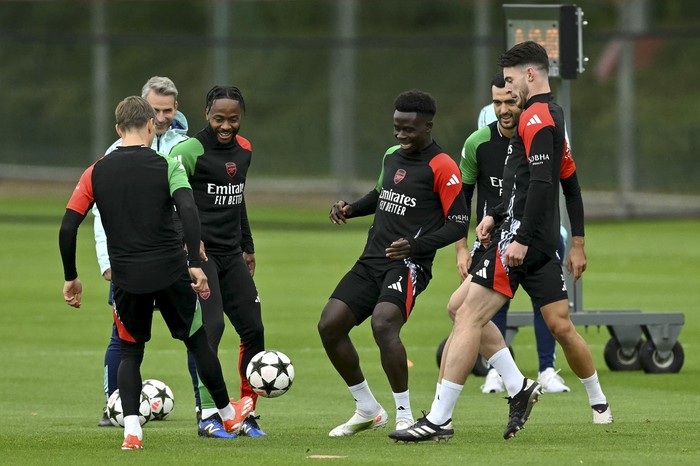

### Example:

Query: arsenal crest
xmin=394 ymin=169 xmax=406 ymax=184
xmin=225 ymin=162 xmax=237 ymax=177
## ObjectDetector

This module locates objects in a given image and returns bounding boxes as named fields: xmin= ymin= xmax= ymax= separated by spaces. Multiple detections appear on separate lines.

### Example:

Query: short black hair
xmin=394 ymin=89 xmax=436 ymax=117
xmin=491 ymin=71 xmax=505 ymax=89
xmin=497 ymin=41 xmax=549 ymax=73
xmin=205 ymin=85 xmax=246 ymax=113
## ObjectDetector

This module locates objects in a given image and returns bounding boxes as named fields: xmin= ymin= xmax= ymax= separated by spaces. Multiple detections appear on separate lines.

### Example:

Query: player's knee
xmin=120 ymin=341 xmax=145 ymax=362
xmin=207 ymin=320 xmax=225 ymax=341
xmin=370 ymin=315 xmax=394 ymax=339
xmin=446 ymin=295 xmax=461 ymax=322
xmin=317 ymin=314 xmax=339 ymax=343
xmin=548 ymin=318 xmax=575 ymax=342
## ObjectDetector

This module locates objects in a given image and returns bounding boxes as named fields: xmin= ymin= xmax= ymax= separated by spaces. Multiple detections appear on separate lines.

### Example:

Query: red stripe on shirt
xmin=560 ymin=139 xmax=576 ymax=179
xmin=428 ymin=152 xmax=462 ymax=218
xmin=521 ymin=102 xmax=555 ymax=158
xmin=236 ymin=135 xmax=252 ymax=151
xmin=66 ymin=164 xmax=96 ymax=215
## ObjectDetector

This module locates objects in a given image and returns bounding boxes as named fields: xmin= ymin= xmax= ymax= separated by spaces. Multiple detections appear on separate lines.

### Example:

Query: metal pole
xmin=557 ymin=79 xmax=583 ymax=312
xmin=330 ymin=0 xmax=357 ymax=198
xmin=91 ymin=0 xmax=109 ymax=160
xmin=617 ymin=0 xmax=647 ymax=216
xmin=211 ymin=0 xmax=230 ymax=84
xmin=473 ymin=0 xmax=491 ymax=118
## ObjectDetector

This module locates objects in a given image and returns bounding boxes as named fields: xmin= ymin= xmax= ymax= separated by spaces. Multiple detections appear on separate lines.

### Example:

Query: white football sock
xmin=393 ymin=389 xmax=413 ymax=420
xmin=488 ymin=347 xmax=525 ymax=397
xmin=580 ymin=371 xmax=607 ymax=406
xmin=426 ymin=379 xmax=462 ymax=425
xmin=123 ymin=415 xmax=142 ymax=440
xmin=432 ymin=381 xmax=442 ymax=406
xmin=348 ymin=380 xmax=381 ymax=416
xmin=217 ymin=403 xmax=235 ymax=422
xmin=202 ymin=407 xmax=219 ymax=420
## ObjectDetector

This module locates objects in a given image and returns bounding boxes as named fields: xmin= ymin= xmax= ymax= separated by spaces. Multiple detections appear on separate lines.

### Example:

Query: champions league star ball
xmin=141 ymin=379 xmax=175 ymax=420
xmin=245 ymin=350 xmax=295 ymax=398
xmin=106 ymin=389 xmax=152 ymax=427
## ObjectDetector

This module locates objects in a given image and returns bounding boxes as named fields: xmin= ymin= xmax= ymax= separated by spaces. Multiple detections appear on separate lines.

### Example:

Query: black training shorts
xmin=112 ymin=270 xmax=202 ymax=344
xmin=330 ymin=258 xmax=428 ymax=325
xmin=470 ymin=235 xmax=568 ymax=307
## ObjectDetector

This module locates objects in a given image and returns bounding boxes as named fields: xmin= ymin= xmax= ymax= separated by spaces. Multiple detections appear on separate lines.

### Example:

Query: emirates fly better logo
xmin=394 ymin=169 xmax=406 ymax=184
xmin=225 ymin=162 xmax=237 ymax=177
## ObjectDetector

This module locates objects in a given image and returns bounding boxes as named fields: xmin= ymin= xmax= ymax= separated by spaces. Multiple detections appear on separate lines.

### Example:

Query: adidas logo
xmin=446 ymin=174 xmax=460 ymax=186
xmin=526 ymin=114 xmax=542 ymax=126
xmin=388 ymin=276 xmax=403 ymax=292
xmin=475 ymin=267 xmax=487 ymax=279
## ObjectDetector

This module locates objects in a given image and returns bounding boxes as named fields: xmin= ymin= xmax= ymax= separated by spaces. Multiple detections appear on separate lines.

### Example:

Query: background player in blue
xmin=59 ymin=96 xmax=251 ymax=449
xmin=390 ymin=42 xmax=611 ymax=444
xmin=169 ymin=86 xmax=264 ymax=438
xmin=456 ymin=73 xmax=574 ymax=394
xmin=319 ymin=90 xmax=468 ymax=437
xmin=93 ymin=76 xmax=190 ymax=427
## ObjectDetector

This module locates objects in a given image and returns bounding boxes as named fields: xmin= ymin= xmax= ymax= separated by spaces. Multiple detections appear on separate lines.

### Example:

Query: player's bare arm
xmin=567 ymin=236 xmax=587 ymax=281
xmin=455 ymin=238 xmax=472 ymax=281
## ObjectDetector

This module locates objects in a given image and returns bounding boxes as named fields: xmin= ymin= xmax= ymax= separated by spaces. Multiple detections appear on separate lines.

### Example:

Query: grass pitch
xmin=0 ymin=193 xmax=698 ymax=465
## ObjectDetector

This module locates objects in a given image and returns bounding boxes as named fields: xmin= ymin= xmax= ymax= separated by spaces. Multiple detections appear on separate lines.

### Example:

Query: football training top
xmin=349 ymin=141 xmax=468 ymax=275
xmin=64 ymin=145 xmax=194 ymax=293
xmin=460 ymin=121 xmax=510 ymax=226
xmin=497 ymin=93 xmax=569 ymax=256
xmin=169 ymin=126 xmax=254 ymax=256
xmin=461 ymin=120 xmax=581 ymax=237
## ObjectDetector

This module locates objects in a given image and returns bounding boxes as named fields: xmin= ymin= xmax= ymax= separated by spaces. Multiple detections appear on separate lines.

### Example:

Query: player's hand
xmin=199 ymin=241 xmax=208 ymax=262
xmin=243 ymin=252 xmax=256 ymax=277
xmin=102 ymin=268 xmax=112 ymax=281
xmin=63 ymin=279 xmax=83 ymax=308
xmin=329 ymin=200 xmax=352 ymax=225
xmin=188 ymin=267 xmax=209 ymax=294
xmin=386 ymin=238 xmax=411 ymax=260
xmin=456 ymin=247 xmax=472 ymax=282
xmin=503 ymin=241 xmax=528 ymax=267
xmin=567 ymin=237 xmax=587 ymax=282
xmin=476 ymin=216 xmax=495 ymax=247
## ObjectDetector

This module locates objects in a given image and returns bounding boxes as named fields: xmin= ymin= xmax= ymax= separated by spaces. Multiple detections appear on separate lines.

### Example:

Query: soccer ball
xmin=142 ymin=379 xmax=175 ymax=420
xmin=106 ymin=389 xmax=151 ymax=427
xmin=245 ymin=350 xmax=294 ymax=398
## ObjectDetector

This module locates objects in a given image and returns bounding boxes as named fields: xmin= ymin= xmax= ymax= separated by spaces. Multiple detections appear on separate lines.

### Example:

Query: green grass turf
xmin=0 ymin=195 xmax=698 ymax=465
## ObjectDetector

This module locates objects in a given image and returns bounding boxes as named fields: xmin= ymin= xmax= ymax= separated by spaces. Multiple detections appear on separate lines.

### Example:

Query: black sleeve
xmin=59 ymin=208 xmax=88 ymax=280
xmin=348 ymin=189 xmax=379 ymax=218
xmin=514 ymin=180 xmax=551 ymax=246
xmin=561 ymin=170 xmax=585 ymax=237
xmin=515 ymin=127 xmax=555 ymax=246
xmin=407 ymin=190 xmax=469 ymax=255
xmin=172 ymin=188 xmax=202 ymax=268
xmin=462 ymin=182 xmax=475 ymax=235
xmin=240 ymin=197 xmax=255 ymax=254
xmin=486 ymin=202 xmax=507 ymax=224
